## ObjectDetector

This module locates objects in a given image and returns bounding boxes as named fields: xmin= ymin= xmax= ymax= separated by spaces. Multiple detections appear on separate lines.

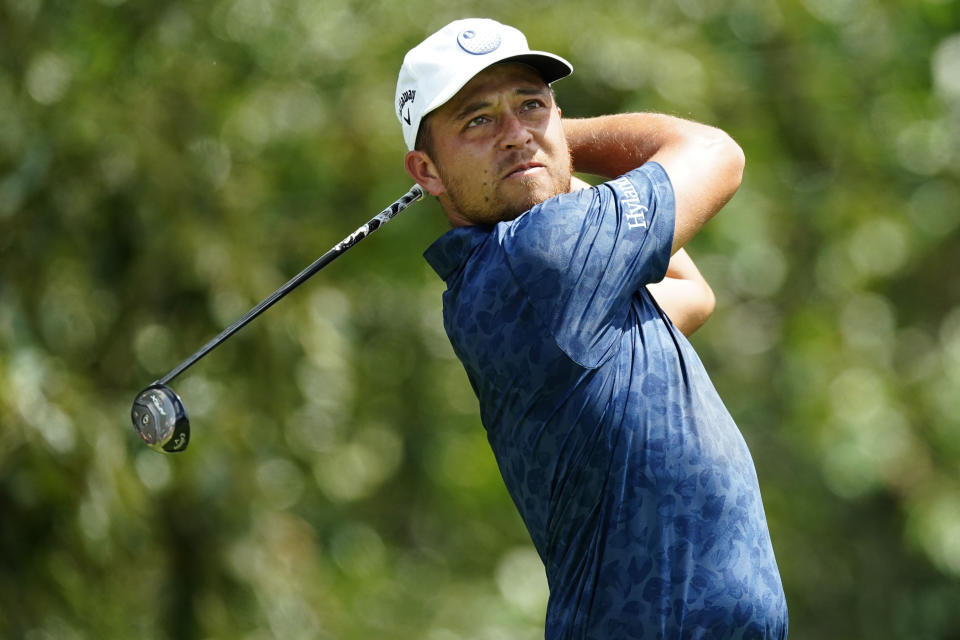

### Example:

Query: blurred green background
xmin=2 ymin=0 xmax=959 ymax=638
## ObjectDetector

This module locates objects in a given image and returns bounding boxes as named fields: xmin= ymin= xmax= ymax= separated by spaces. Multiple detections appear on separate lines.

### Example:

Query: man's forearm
xmin=646 ymin=248 xmax=715 ymax=336
xmin=564 ymin=113 xmax=717 ymax=178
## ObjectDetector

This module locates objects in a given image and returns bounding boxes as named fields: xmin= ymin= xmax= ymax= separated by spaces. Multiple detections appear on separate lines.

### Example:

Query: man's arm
xmin=645 ymin=249 xmax=715 ymax=336
xmin=563 ymin=113 xmax=744 ymax=254
xmin=563 ymin=114 xmax=742 ymax=334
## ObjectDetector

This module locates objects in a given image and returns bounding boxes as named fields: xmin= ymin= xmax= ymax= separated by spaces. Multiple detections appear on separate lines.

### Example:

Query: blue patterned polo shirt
xmin=424 ymin=162 xmax=788 ymax=639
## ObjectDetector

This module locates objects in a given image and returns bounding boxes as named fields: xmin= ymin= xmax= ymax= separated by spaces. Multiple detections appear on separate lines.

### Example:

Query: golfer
xmin=396 ymin=18 xmax=788 ymax=639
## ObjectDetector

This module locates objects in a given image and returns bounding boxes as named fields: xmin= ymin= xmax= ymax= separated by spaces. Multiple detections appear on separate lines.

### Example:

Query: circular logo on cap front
xmin=457 ymin=28 xmax=501 ymax=55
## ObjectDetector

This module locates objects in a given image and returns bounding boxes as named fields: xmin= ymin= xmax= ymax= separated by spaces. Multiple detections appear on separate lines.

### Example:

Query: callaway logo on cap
xmin=395 ymin=18 xmax=573 ymax=151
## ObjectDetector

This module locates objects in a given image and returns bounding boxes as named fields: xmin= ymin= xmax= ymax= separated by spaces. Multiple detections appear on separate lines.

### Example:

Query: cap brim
xmin=499 ymin=51 xmax=573 ymax=85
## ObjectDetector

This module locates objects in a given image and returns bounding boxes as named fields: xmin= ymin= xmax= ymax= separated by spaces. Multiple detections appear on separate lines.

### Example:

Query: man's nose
xmin=499 ymin=111 xmax=533 ymax=149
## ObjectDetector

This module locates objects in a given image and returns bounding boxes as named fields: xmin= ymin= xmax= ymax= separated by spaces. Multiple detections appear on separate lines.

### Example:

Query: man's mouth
xmin=503 ymin=162 xmax=545 ymax=179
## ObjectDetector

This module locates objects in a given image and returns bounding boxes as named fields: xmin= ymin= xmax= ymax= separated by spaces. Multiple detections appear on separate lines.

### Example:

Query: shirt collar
xmin=423 ymin=225 xmax=492 ymax=281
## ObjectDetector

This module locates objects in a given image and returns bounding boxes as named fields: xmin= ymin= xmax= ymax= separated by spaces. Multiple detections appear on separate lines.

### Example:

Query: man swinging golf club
xmin=398 ymin=18 xmax=788 ymax=639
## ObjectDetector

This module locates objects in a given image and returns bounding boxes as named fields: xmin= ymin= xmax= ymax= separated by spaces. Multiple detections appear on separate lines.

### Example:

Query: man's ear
xmin=405 ymin=150 xmax=445 ymax=197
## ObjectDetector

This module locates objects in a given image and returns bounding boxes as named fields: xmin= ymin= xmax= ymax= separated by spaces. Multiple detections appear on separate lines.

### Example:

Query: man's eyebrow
xmin=454 ymin=100 xmax=492 ymax=122
xmin=452 ymin=86 xmax=551 ymax=122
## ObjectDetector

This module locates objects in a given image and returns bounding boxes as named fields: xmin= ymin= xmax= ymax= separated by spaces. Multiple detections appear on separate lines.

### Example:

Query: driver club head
xmin=131 ymin=384 xmax=190 ymax=453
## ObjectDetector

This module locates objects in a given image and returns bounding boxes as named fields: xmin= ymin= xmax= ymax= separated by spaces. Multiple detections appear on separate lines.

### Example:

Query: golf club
xmin=131 ymin=184 xmax=425 ymax=453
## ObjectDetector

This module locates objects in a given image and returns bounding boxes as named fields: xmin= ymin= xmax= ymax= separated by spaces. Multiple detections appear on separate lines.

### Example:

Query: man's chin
xmin=445 ymin=174 xmax=572 ymax=225
xmin=500 ymin=176 xmax=569 ymax=213
xmin=495 ymin=194 xmax=545 ymax=221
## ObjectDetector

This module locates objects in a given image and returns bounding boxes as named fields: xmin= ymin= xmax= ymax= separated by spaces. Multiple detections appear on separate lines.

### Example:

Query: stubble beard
xmin=439 ymin=151 xmax=574 ymax=225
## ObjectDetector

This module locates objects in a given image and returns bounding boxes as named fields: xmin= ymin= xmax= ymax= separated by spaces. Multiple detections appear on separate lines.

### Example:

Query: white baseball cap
xmin=395 ymin=18 xmax=573 ymax=151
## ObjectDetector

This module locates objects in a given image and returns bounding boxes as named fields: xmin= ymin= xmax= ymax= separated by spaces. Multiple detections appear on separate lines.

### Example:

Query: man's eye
xmin=466 ymin=115 xmax=489 ymax=128
xmin=522 ymin=100 xmax=544 ymax=111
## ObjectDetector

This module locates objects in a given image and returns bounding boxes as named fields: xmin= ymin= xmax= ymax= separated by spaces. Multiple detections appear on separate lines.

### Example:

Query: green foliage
xmin=2 ymin=0 xmax=960 ymax=637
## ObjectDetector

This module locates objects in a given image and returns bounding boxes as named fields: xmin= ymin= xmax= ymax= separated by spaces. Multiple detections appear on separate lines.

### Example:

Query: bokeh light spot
xmin=25 ymin=51 xmax=71 ymax=105
xmin=495 ymin=547 xmax=548 ymax=618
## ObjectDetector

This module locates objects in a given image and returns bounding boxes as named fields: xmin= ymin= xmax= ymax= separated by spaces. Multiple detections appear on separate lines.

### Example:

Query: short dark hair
xmin=414 ymin=113 xmax=434 ymax=156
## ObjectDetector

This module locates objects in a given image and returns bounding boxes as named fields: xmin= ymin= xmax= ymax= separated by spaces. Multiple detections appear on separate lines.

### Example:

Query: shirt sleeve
xmin=499 ymin=162 xmax=676 ymax=368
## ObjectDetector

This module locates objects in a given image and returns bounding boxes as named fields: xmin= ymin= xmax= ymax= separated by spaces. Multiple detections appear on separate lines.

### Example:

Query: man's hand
xmin=563 ymin=114 xmax=744 ymax=254
xmin=645 ymin=248 xmax=715 ymax=336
